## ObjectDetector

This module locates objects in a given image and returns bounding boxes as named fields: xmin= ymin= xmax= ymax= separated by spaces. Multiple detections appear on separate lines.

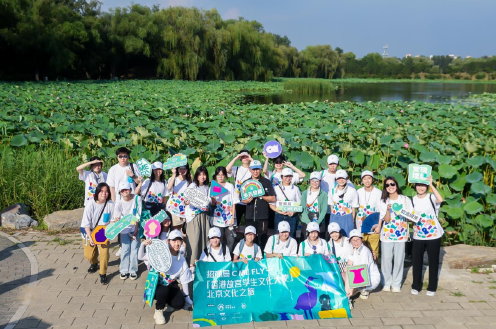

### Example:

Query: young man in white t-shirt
xmin=264 ymin=221 xmax=298 ymax=258
xmin=76 ymin=156 xmax=107 ymax=206
xmin=233 ymin=226 xmax=262 ymax=263
xmin=107 ymin=147 xmax=141 ymax=202
xmin=226 ymin=149 xmax=253 ymax=225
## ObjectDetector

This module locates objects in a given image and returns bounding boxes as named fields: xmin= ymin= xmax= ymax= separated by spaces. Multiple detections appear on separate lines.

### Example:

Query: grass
xmin=283 ymin=78 xmax=338 ymax=94
xmin=468 ymin=300 xmax=486 ymax=303
xmin=52 ymin=237 xmax=71 ymax=245
xmin=489 ymin=286 xmax=496 ymax=289
xmin=471 ymin=267 xmax=481 ymax=274
xmin=472 ymin=281 xmax=483 ymax=284
xmin=451 ymin=291 xmax=465 ymax=297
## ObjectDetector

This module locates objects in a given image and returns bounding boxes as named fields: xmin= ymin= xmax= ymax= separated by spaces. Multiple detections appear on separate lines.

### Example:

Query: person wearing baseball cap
xmin=198 ymin=227 xmax=232 ymax=262
xmin=356 ymin=170 xmax=382 ymax=261
xmin=135 ymin=161 xmax=167 ymax=216
xmin=233 ymin=226 xmax=262 ymax=263
xmin=329 ymin=169 xmax=359 ymax=238
xmin=269 ymin=167 xmax=302 ymax=239
xmin=347 ymin=229 xmax=380 ymax=300
xmin=300 ymin=172 xmax=328 ymax=240
xmin=141 ymin=229 xmax=193 ymax=323
xmin=264 ymin=221 xmax=298 ymax=258
xmin=240 ymin=160 xmax=276 ymax=250
xmin=77 ymin=156 xmax=108 ymax=206
xmin=328 ymin=222 xmax=352 ymax=265
xmin=226 ymin=149 xmax=253 ymax=226
xmin=262 ymin=153 xmax=306 ymax=187
xmin=166 ymin=162 xmax=192 ymax=231
xmin=297 ymin=221 xmax=331 ymax=256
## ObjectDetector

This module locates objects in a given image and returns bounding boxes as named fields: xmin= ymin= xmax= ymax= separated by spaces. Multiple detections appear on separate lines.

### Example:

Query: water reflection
xmin=245 ymin=82 xmax=496 ymax=104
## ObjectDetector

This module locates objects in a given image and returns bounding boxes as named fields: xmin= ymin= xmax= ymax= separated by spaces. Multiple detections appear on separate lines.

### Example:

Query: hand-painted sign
xmin=144 ymin=219 xmax=162 ymax=238
xmin=140 ymin=210 xmax=169 ymax=230
xmin=210 ymin=180 xmax=229 ymax=197
xmin=193 ymin=254 xmax=351 ymax=327
xmin=264 ymin=141 xmax=282 ymax=158
xmin=105 ymin=214 xmax=139 ymax=240
xmin=147 ymin=239 xmax=172 ymax=273
xmin=184 ymin=188 xmax=210 ymax=209
xmin=346 ymin=264 xmax=370 ymax=289
xmin=164 ymin=153 xmax=187 ymax=170
xmin=276 ymin=201 xmax=302 ymax=212
xmin=399 ymin=209 xmax=421 ymax=223
xmin=408 ymin=164 xmax=431 ymax=185
xmin=143 ymin=268 xmax=159 ymax=307
xmin=240 ymin=179 xmax=265 ymax=200
xmin=91 ymin=225 xmax=108 ymax=245
xmin=137 ymin=158 xmax=153 ymax=177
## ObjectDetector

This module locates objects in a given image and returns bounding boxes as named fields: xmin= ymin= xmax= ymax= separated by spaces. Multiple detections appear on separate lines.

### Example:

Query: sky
xmin=100 ymin=0 xmax=496 ymax=58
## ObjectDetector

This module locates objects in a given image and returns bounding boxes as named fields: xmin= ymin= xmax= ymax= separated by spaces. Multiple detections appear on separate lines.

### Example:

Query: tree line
xmin=0 ymin=0 xmax=495 ymax=81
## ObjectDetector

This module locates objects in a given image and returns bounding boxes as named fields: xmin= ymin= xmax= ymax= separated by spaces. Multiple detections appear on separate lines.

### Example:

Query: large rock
xmin=442 ymin=244 xmax=496 ymax=269
xmin=0 ymin=203 xmax=28 ymax=216
xmin=1 ymin=213 xmax=37 ymax=229
xmin=44 ymin=208 xmax=84 ymax=231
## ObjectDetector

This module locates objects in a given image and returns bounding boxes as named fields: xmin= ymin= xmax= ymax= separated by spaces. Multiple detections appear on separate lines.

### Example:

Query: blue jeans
xmin=274 ymin=213 xmax=298 ymax=239
xmin=120 ymin=233 xmax=140 ymax=275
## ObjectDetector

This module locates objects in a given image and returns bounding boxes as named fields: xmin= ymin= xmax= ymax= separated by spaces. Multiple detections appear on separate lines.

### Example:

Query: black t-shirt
xmin=245 ymin=177 xmax=276 ymax=220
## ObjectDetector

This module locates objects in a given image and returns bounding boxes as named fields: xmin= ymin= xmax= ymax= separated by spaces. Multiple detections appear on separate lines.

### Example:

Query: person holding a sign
xmin=300 ymin=172 xmax=328 ymax=240
xmin=329 ymin=170 xmax=359 ymax=238
xmin=262 ymin=153 xmax=305 ymax=186
xmin=80 ymin=182 xmax=114 ymax=285
xmin=226 ymin=149 xmax=253 ymax=225
xmin=379 ymin=176 xmax=414 ymax=293
xmin=76 ymin=156 xmax=107 ymax=206
xmin=112 ymin=181 xmax=141 ymax=280
xmin=136 ymin=161 xmax=167 ymax=216
xmin=166 ymin=164 xmax=192 ymax=231
xmin=298 ymin=222 xmax=331 ymax=256
xmin=241 ymin=160 xmax=276 ymax=249
xmin=264 ymin=221 xmax=298 ymax=258
xmin=184 ymin=166 xmax=211 ymax=272
xmin=198 ymin=227 xmax=232 ymax=262
xmin=411 ymin=176 xmax=443 ymax=297
xmin=210 ymin=166 xmax=240 ymax=255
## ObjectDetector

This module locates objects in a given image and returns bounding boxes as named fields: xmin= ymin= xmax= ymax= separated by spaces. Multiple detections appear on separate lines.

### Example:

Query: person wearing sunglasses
xmin=378 ymin=176 xmax=414 ymax=293
xmin=107 ymin=147 xmax=142 ymax=203
xmin=297 ymin=222 xmax=331 ymax=256
xmin=262 ymin=154 xmax=305 ymax=187
xmin=329 ymin=170 xmax=359 ymax=238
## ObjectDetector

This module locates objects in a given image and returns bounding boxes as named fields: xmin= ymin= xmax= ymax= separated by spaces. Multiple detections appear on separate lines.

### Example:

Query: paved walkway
xmin=1 ymin=230 xmax=495 ymax=329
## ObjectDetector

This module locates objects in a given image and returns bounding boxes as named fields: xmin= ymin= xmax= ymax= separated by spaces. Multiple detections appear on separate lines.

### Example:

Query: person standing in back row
xmin=226 ymin=149 xmax=253 ymax=226
xmin=107 ymin=147 xmax=141 ymax=202
xmin=241 ymin=160 xmax=276 ymax=250
xmin=76 ymin=156 xmax=108 ymax=206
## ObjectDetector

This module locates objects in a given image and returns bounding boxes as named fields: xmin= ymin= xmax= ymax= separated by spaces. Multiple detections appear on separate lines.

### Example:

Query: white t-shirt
xmin=141 ymin=179 xmax=167 ymax=204
xmin=79 ymin=170 xmax=108 ymax=206
xmin=266 ymin=170 xmax=303 ymax=186
xmin=356 ymin=187 xmax=383 ymax=232
xmin=412 ymin=194 xmax=443 ymax=240
xmin=328 ymin=237 xmax=352 ymax=262
xmin=156 ymin=254 xmax=193 ymax=286
xmin=379 ymin=195 xmax=414 ymax=243
xmin=320 ymin=170 xmax=354 ymax=213
xmin=211 ymin=182 xmax=240 ymax=227
xmin=348 ymin=244 xmax=381 ymax=290
xmin=199 ymin=244 xmax=232 ymax=262
xmin=112 ymin=195 xmax=142 ymax=234
xmin=166 ymin=177 xmax=190 ymax=218
xmin=233 ymin=241 xmax=262 ymax=260
xmin=272 ymin=184 xmax=302 ymax=205
xmin=229 ymin=166 xmax=251 ymax=206
xmin=80 ymin=199 xmax=115 ymax=229
xmin=264 ymin=235 xmax=298 ymax=256
xmin=329 ymin=186 xmax=359 ymax=215
xmin=297 ymin=238 xmax=331 ymax=256
xmin=184 ymin=183 xmax=210 ymax=223
xmin=107 ymin=163 xmax=141 ymax=202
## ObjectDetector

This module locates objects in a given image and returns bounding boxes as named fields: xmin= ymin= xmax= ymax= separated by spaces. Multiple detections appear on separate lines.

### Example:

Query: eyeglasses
xmin=385 ymin=183 xmax=396 ymax=187
xmin=118 ymin=155 xmax=129 ymax=159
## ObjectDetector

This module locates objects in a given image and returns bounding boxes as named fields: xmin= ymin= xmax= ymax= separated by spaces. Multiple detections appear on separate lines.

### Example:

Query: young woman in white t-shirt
xmin=264 ymin=221 xmax=298 ymax=258
xmin=136 ymin=161 xmax=167 ymax=216
xmin=233 ymin=226 xmax=262 ymax=263
xmin=329 ymin=170 xmax=359 ymax=238
xmin=411 ymin=176 xmax=444 ymax=297
xmin=76 ymin=156 xmax=107 ymax=206
xmin=226 ymin=149 xmax=253 ymax=225
xmin=298 ymin=222 xmax=331 ymax=256
xmin=199 ymin=227 xmax=232 ymax=262
xmin=166 ymin=164 xmax=192 ymax=231
xmin=262 ymin=153 xmax=306 ymax=186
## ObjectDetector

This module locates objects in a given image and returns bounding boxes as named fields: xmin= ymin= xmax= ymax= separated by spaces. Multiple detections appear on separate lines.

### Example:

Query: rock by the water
xmin=44 ymin=208 xmax=84 ymax=231
xmin=442 ymin=244 xmax=496 ymax=269
xmin=1 ymin=213 xmax=37 ymax=229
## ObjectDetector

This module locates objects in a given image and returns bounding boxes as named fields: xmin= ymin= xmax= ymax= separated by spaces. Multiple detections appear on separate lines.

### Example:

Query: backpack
xmin=301 ymin=238 xmax=330 ymax=255
xmin=238 ymin=239 xmax=259 ymax=259
xmin=204 ymin=244 xmax=228 ymax=262
xmin=271 ymin=235 xmax=291 ymax=253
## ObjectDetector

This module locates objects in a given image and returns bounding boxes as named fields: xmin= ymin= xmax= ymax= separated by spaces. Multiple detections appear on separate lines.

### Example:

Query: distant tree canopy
xmin=0 ymin=1 xmax=495 ymax=81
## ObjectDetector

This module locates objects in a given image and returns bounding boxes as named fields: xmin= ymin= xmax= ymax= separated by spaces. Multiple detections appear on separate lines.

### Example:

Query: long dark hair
xmin=213 ymin=166 xmax=228 ymax=181
xmin=94 ymin=182 xmax=112 ymax=202
xmin=194 ymin=166 xmax=210 ymax=187
xmin=151 ymin=168 xmax=165 ymax=183
xmin=175 ymin=163 xmax=192 ymax=184
xmin=381 ymin=176 xmax=403 ymax=203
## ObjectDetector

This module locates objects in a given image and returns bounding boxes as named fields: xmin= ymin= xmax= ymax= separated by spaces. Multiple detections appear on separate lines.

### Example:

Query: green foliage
xmin=283 ymin=79 xmax=337 ymax=94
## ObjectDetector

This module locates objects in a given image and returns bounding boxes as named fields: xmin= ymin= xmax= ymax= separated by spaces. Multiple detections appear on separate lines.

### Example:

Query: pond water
xmin=245 ymin=82 xmax=496 ymax=104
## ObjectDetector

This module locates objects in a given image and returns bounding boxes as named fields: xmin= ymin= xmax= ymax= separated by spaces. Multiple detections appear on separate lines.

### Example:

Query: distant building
xmin=415 ymin=55 xmax=420 ymax=58
xmin=448 ymin=54 xmax=459 ymax=59
xmin=406 ymin=54 xmax=411 ymax=58
xmin=429 ymin=55 xmax=433 ymax=59
xmin=466 ymin=56 xmax=472 ymax=59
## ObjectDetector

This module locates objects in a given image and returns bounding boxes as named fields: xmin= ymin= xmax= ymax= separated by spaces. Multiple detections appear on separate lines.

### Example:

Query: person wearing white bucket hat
xmin=198 ymin=227 xmax=231 ymax=262
xmin=233 ymin=226 xmax=262 ymax=263
xmin=300 ymin=172 xmax=328 ymax=240
xmin=329 ymin=169 xmax=359 ymax=237
xmin=297 ymin=222 xmax=331 ymax=256
xmin=76 ymin=156 xmax=107 ymax=206
xmin=264 ymin=221 xmax=298 ymax=258
xmin=327 ymin=222 xmax=352 ymax=265
xmin=135 ymin=161 xmax=167 ymax=216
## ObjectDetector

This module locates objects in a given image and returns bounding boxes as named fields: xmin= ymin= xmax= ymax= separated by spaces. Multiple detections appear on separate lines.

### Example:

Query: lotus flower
xmin=400 ymin=109 xmax=404 ymax=113
xmin=220 ymin=111 xmax=224 ymax=114
xmin=404 ymin=143 xmax=409 ymax=148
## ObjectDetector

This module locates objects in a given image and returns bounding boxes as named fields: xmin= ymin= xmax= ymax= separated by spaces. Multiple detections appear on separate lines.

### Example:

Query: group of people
xmin=78 ymin=147 xmax=444 ymax=324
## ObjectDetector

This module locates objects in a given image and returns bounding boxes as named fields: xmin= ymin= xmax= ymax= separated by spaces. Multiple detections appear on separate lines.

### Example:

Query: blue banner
xmin=192 ymin=254 xmax=351 ymax=327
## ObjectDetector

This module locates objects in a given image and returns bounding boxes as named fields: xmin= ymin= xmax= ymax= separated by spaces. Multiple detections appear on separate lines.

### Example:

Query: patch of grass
xmin=283 ymin=79 xmax=338 ymax=94
xmin=52 ymin=237 xmax=71 ymax=246
xmin=489 ymin=286 xmax=496 ymax=289
xmin=471 ymin=267 xmax=481 ymax=273
xmin=469 ymin=300 xmax=486 ymax=303
xmin=472 ymin=281 xmax=483 ymax=284
xmin=450 ymin=291 xmax=465 ymax=297
xmin=483 ymin=269 xmax=493 ymax=275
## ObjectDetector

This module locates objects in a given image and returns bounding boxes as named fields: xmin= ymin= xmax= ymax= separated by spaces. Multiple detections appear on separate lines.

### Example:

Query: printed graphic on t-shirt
xmin=331 ymin=200 xmax=353 ymax=216
xmin=307 ymin=200 xmax=319 ymax=213
xmin=356 ymin=205 xmax=376 ymax=231
xmin=214 ymin=199 xmax=234 ymax=225
xmin=158 ymin=272 xmax=175 ymax=286
xmin=166 ymin=192 xmax=186 ymax=216
xmin=414 ymin=213 xmax=441 ymax=239
xmin=146 ymin=191 xmax=163 ymax=204
xmin=382 ymin=212 xmax=408 ymax=241
xmin=87 ymin=182 xmax=97 ymax=201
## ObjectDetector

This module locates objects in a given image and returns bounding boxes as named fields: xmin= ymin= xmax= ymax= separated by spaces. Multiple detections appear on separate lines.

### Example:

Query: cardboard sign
xmin=137 ymin=158 xmax=153 ymax=177
xmin=210 ymin=180 xmax=229 ymax=197
xmin=184 ymin=188 xmax=210 ymax=209
xmin=105 ymin=214 xmax=139 ymax=240
xmin=140 ymin=210 xmax=168 ymax=229
xmin=263 ymin=141 xmax=282 ymax=158
xmin=143 ymin=268 xmax=159 ymax=307
xmin=240 ymin=179 xmax=265 ymax=200
xmin=347 ymin=264 xmax=370 ymax=288
xmin=91 ymin=225 xmax=108 ymax=245
xmin=147 ymin=239 xmax=172 ymax=273
xmin=399 ymin=208 xmax=421 ymax=223
xmin=164 ymin=153 xmax=187 ymax=170
xmin=144 ymin=219 xmax=162 ymax=238
xmin=276 ymin=201 xmax=302 ymax=212
xmin=408 ymin=164 xmax=432 ymax=185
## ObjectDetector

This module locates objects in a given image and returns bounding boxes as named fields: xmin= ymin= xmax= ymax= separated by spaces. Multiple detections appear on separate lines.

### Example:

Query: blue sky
xmin=100 ymin=0 xmax=495 ymax=58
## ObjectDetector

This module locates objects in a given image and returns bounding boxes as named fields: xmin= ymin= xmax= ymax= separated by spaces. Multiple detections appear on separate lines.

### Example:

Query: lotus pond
xmin=1 ymin=80 xmax=495 ymax=245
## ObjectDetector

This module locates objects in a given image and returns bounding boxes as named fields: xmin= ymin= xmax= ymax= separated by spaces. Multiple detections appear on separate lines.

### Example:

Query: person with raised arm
xmin=226 ymin=149 xmax=253 ymax=225
xmin=76 ymin=156 xmax=107 ymax=206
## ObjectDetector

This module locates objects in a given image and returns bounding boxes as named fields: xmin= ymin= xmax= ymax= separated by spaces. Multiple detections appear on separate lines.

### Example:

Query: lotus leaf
xmin=465 ymin=172 xmax=483 ymax=183
xmin=438 ymin=164 xmax=457 ymax=179
xmin=470 ymin=182 xmax=491 ymax=195
xmin=443 ymin=205 xmax=464 ymax=219
xmin=10 ymin=135 xmax=27 ymax=147
xmin=487 ymin=194 xmax=496 ymax=206
xmin=464 ymin=201 xmax=484 ymax=215
xmin=473 ymin=215 xmax=494 ymax=229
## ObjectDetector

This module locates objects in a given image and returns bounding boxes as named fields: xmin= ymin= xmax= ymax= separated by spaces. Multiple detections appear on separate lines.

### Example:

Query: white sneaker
xmin=382 ymin=286 xmax=391 ymax=292
xmin=360 ymin=291 xmax=370 ymax=300
xmin=348 ymin=300 xmax=354 ymax=310
xmin=115 ymin=247 xmax=121 ymax=257
xmin=164 ymin=305 xmax=175 ymax=313
xmin=411 ymin=289 xmax=419 ymax=295
xmin=426 ymin=290 xmax=436 ymax=297
xmin=392 ymin=287 xmax=401 ymax=293
xmin=154 ymin=309 xmax=165 ymax=325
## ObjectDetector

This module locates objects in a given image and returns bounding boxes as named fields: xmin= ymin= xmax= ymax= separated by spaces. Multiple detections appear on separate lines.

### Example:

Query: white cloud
xmin=223 ymin=8 xmax=240 ymax=20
